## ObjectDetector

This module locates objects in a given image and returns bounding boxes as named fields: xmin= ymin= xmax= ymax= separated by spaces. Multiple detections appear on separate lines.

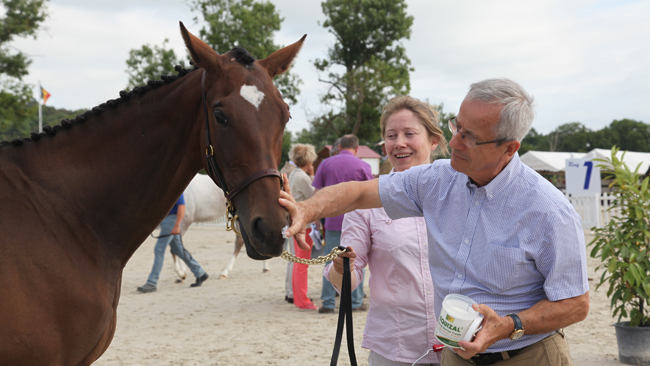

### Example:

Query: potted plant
xmin=589 ymin=147 xmax=650 ymax=365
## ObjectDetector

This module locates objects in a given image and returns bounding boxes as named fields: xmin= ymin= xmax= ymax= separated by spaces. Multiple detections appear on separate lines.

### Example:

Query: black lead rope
xmin=330 ymin=246 xmax=358 ymax=366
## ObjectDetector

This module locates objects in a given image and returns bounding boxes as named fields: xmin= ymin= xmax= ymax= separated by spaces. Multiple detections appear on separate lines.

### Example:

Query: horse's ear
xmin=179 ymin=21 xmax=219 ymax=71
xmin=258 ymin=35 xmax=306 ymax=78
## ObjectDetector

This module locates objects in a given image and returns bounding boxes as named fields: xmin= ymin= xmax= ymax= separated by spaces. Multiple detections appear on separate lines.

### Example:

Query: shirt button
xmin=421 ymin=242 xmax=426 ymax=246
xmin=427 ymin=290 xmax=431 ymax=295
xmin=458 ymin=274 xmax=462 ymax=279
xmin=474 ymin=201 xmax=479 ymax=206
xmin=464 ymin=239 xmax=469 ymax=244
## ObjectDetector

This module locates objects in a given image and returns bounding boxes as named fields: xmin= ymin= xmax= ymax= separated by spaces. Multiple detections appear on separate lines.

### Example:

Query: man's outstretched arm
xmin=279 ymin=179 xmax=381 ymax=249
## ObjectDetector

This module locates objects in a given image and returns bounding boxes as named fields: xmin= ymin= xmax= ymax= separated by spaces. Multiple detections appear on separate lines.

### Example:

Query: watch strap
xmin=507 ymin=313 xmax=523 ymax=331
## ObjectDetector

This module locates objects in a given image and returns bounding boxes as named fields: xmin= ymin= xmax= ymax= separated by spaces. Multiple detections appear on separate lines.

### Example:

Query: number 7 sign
xmin=565 ymin=159 xmax=601 ymax=196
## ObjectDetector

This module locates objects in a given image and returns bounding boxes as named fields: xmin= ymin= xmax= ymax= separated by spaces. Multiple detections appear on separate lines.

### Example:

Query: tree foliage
xmin=521 ymin=119 xmax=650 ymax=154
xmin=125 ymin=39 xmax=186 ymax=90
xmin=190 ymin=0 xmax=301 ymax=105
xmin=0 ymin=0 xmax=49 ymax=141
xmin=304 ymin=0 xmax=413 ymax=147
xmin=0 ymin=103 xmax=83 ymax=142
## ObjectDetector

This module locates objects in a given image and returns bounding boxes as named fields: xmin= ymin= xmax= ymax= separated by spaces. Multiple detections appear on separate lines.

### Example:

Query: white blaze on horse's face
xmin=240 ymin=84 xmax=265 ymax=110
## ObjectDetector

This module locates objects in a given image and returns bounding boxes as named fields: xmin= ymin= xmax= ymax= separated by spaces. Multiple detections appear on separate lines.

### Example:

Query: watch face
xmin=511 ymin=330 xmax=524 ymax=340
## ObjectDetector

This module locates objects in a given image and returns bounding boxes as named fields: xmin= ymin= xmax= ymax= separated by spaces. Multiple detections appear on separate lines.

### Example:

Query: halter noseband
xmin=201 ymin=70 xmax=284 ymax=234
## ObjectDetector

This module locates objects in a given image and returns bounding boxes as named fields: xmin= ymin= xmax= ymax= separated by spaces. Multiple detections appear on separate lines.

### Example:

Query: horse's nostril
xmin=251 ymin=216 xmax=272 ymax=245
xmin=249 ymin=216 xmax=283 ymax=257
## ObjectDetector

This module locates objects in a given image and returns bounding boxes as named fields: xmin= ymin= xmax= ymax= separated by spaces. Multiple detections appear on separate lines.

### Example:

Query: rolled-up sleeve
xmin=378 ymin=166 xmax=427 ymax=220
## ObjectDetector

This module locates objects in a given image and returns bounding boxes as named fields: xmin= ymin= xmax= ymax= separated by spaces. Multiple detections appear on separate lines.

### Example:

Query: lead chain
xmin=281 ymin=247 xmax=346 ymax=265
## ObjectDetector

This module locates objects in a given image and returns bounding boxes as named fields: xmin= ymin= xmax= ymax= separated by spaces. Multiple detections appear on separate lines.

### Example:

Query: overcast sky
xmin=12 ymin=0 xmax=650 ymax=136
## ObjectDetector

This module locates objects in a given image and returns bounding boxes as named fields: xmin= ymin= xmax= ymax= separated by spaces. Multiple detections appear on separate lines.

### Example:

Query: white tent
xmin=584 ymin=148 xmax=650 ymax=175
xmin=519 ymin=151 xmax=587 ymax=172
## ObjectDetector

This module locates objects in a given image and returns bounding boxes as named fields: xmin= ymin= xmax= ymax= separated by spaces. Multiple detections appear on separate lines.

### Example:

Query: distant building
xmin=315 ymin=145 xmax=382 ymax=176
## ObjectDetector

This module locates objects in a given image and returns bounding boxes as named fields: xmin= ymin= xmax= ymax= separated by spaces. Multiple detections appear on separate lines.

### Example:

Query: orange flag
xmin=41 ymin=87 xmax=51 ymax=104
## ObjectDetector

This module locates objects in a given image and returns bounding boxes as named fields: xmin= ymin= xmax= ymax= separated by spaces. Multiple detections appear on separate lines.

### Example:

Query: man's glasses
xmin=448 ymin=117 xmax=507 ymax=148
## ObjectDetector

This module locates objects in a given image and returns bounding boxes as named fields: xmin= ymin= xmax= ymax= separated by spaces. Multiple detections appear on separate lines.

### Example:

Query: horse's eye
xmin=213 ymin=109 xmax=228 ymax=125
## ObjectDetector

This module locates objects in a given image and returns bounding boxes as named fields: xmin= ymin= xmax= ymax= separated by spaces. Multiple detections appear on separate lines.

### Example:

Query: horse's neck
xmin=5 ymin=75 xmax=205 ymax=265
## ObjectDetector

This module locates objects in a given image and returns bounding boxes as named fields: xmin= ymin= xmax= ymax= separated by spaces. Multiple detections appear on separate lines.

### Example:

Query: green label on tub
xmin=436 ymin=335 xmax=459 ymax=348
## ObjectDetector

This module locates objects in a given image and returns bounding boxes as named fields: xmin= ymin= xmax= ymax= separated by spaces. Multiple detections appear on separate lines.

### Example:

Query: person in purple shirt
xmin=312 ymin=134 xmax=374 ymax=314
xmin=137 ymin=193 xmax=209 ymax=293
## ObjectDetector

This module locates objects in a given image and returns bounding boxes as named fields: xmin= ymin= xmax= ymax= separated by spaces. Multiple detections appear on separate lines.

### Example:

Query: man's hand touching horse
xmin=278 ymin=178 xmax=382 ymax=251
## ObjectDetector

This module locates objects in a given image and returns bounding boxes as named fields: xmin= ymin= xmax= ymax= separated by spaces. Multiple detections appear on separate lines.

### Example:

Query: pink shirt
xmin=324 ymin=207 xmax=439 ymax=364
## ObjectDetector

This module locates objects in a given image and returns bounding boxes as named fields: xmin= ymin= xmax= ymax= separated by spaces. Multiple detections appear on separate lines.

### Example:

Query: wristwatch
xmin=507 ymin=313 xmax=525 ymax=340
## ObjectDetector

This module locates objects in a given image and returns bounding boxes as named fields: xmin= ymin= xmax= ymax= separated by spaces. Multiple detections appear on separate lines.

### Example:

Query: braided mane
xmin=0 ymin=65 xmax=199 ymax=149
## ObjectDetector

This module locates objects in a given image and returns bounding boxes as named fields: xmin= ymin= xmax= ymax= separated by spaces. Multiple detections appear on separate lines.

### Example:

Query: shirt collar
xmin=465 ymin=152 xmax=521 ymax=201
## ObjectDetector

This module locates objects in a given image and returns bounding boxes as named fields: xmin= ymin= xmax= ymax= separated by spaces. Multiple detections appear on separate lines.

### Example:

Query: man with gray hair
xmin=281 ymin=78 xmax=589 ymax=365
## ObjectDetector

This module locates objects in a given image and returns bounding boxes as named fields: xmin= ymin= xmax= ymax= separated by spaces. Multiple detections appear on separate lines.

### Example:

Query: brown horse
xmin=0 ymin=22 xmax=304 ymax=365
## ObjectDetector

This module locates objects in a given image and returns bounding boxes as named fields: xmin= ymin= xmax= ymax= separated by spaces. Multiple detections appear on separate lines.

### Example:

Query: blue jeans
xmin=321 ymin=230 xmax=365 ymax=309
xmin=147 ymin=214 xmax=206 ymax=286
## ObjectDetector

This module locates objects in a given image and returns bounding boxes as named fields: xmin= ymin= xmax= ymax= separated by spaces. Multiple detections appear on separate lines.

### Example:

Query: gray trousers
xmin=284 ymin=237 xmax=294 ymax=298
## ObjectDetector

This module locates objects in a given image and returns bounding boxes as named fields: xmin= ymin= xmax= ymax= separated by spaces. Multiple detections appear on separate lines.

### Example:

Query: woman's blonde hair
xmin=288 ymin=143 xmax=317 ymax=168
xmin=380 ymin=95 xmax=449 ymax=160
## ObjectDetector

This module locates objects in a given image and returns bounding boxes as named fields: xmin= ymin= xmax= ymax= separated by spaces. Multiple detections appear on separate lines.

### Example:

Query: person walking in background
xmin=280 ymin=156 xmax=297 ymax=304
xmin=312 ymin=134 xmax=373 ymax=314
xmin=138 ymin=193 xmax=209 ymax=293
xmin=325 ymin=96 xmax=448 ymax=365
xmin=287 ymin=143 xmax=319 ymax=310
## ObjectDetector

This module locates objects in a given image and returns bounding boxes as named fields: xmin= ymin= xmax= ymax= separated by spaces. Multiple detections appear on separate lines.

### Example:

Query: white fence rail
xmin=565 ymin=193 xmax=621 ymax=229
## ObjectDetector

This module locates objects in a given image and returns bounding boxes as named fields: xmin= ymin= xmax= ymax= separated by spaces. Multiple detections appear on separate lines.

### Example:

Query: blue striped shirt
xmin=378 ymin=153 xmax=589 ymax=352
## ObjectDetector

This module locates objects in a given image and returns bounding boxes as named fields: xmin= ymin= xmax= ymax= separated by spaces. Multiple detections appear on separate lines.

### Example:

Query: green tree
xmin=190 ymin=0 xmax=301 ymax=105
xmin=280 ymin=130 xmax=292 ymax=167
xmin=606 ymin=119 xmax=650 ymax=152
xmin=307 ymin=0 xmax=413 ymax=147
xmin=0 ymin=103 xmax=84 ymax=142
xmin=520 ymin=127 xmax=547 ymax=155
xmin=125 ymin=39 xmax=186 ymax=90
xmin=0 ymin=0 xmax=49 ymax=141
xmin=546 ymin=122 xmax=592 ymax=152
xmin=432 ymin=102 xmax=454 ymax=147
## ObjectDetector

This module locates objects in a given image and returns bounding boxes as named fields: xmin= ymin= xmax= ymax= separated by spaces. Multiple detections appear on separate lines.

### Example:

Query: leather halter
xmin=201 ymin=70 xmax=284 ymax=234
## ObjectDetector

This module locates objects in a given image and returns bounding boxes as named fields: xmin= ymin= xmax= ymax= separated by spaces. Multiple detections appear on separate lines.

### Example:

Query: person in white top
xmin=325 ymin=96 xmax=448 ymax=365
xmin=287 ymin=143 xmax=319 ymax=310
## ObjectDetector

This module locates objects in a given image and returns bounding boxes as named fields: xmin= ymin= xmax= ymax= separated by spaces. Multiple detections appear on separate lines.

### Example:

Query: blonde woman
xmin=325 ymin=96 xmax=448 ymax=365
xmin=287 ymin=143 xmax=318 ymax=310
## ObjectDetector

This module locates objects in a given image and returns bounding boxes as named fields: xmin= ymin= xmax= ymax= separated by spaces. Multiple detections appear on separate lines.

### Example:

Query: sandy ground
xmin=94 ymin=226 xmax=622 ymax=366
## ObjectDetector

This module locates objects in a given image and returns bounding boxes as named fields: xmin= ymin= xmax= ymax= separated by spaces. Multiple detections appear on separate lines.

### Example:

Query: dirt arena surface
xmin=94 ymin=226 xmax=621 ymax=366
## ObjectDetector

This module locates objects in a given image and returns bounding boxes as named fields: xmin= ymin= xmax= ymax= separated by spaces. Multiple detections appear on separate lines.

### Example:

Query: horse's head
xmin=180 ymin=22 xmax=304 ymax=259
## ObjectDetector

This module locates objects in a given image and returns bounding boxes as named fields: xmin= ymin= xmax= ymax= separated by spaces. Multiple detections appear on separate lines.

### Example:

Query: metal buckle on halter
xmin=225 ymin=200 xmax=241 ymax=235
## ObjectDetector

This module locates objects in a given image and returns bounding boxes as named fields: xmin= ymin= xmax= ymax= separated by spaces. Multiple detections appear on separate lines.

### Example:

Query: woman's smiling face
xmin=384 ymin=109 xmax=438 ymax=172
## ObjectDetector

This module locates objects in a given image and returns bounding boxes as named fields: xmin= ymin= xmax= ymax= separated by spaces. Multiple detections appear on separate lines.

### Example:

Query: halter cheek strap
xmin=201 ymin=70 xmax=284 ymax=234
